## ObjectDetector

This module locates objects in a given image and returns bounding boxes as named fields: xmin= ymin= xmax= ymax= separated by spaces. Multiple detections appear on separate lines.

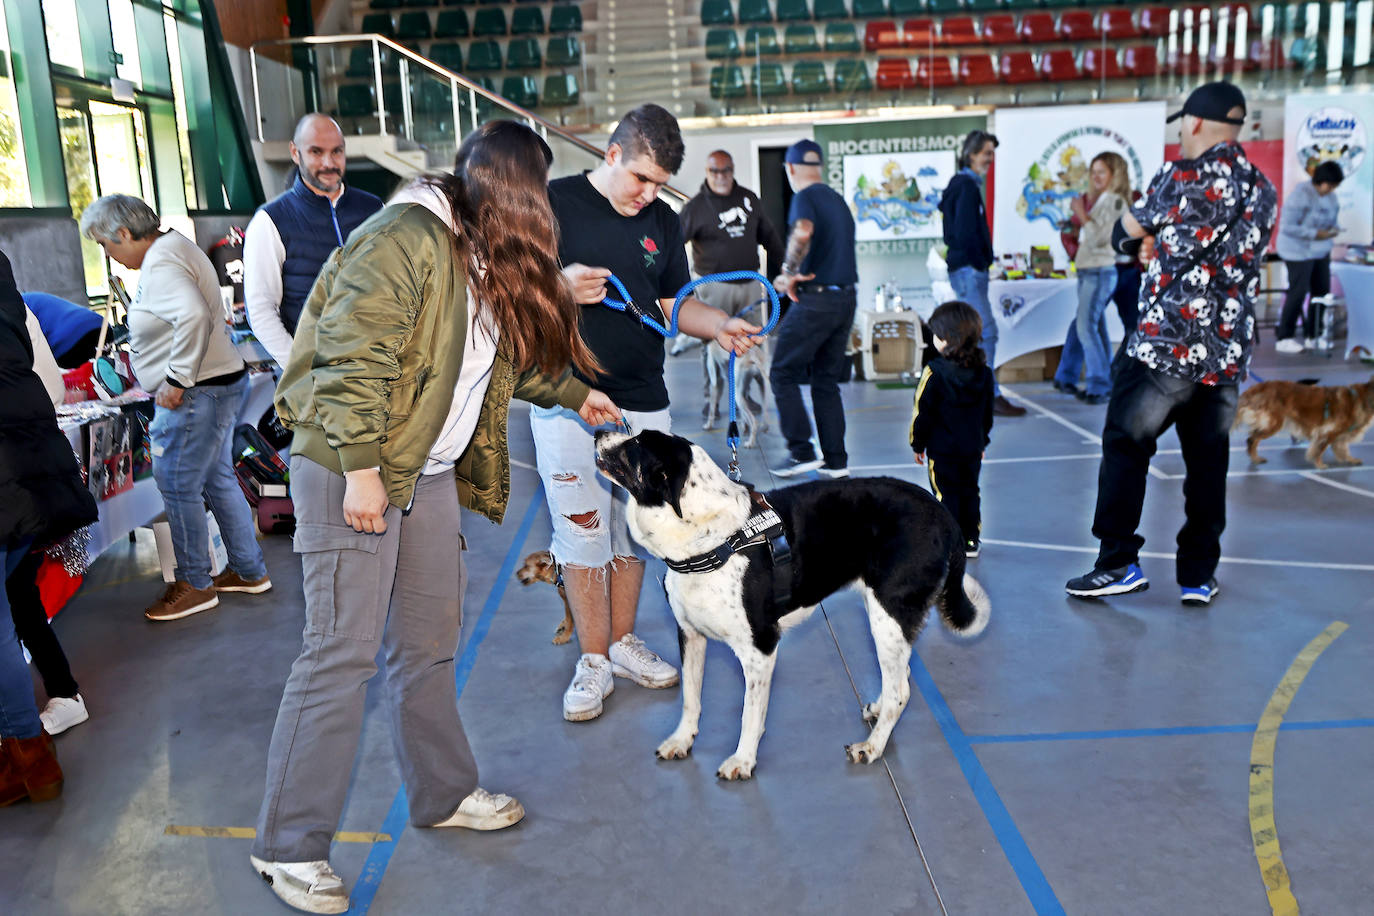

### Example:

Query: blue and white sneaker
xmin=1065 ymin=563 xmax=1149 ymax=598
xmin=1180 ymin=578 xmax=1220 ymax=606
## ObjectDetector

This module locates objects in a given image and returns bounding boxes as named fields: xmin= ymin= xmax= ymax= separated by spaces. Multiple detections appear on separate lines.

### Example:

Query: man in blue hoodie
xmin=243 ymin=114 xmax=383 ymax=367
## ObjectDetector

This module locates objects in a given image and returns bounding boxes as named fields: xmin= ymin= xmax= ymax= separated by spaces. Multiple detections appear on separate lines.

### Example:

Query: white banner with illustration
xmin=1283 ymin=93 xmax=1374 ymax=246
xmin=992 ymin=103 xmax=1166 ymax=268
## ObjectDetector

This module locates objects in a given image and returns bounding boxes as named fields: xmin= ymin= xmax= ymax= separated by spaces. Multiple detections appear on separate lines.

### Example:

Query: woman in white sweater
xmin=1052 ymin=152 xmax=1131 ymax=404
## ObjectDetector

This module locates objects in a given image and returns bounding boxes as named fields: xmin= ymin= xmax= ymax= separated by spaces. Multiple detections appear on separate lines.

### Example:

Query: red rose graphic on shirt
xmin=641 ymin=236 xmax=659 ymax=268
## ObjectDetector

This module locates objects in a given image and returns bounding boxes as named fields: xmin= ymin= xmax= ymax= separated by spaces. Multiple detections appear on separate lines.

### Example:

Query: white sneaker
xmin=1275 ymin=338 xmax=1305 ymax=354
xmin=1318 ymin=337 xmax=1335 ymax=351
xmin=432 ymin=787 xmax=525 ymax=830
xmin=1303 ymin=338 xmax=1319 ymax=351
xmin=249 ymin=855 xmax=348 ymax=914
xmin=609 ymin=633 xmax=680 ymax=688
xmin=40 ymin=694 xmax=88 ymax=735
xmin=563 ymin=653 xmax=614 ymax=721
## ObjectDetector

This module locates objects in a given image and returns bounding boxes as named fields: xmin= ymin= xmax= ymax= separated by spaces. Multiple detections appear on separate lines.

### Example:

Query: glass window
xmin=163 ymin=11 xmax=196 ymax=207
xmin=109 ymin=0 xmax=142 ymax=85
xmin=0 ymin=1 xmax=32 ymax=207
xmin=42 ymin=0 xmax=83 ymax=73
xmin=58 ymin=106 xmax=104 ymax=294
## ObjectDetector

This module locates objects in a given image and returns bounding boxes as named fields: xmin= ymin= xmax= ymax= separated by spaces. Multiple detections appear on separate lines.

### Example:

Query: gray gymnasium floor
xmin=4 ymin=337 xmax=1371 ymax=916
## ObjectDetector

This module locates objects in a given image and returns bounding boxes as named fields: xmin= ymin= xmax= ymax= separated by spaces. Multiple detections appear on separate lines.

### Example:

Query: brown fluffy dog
xmin=515 ymin=551 xmax=575 ymax=644
xmin=1234 ymin=375 xmax=1374 ymax=469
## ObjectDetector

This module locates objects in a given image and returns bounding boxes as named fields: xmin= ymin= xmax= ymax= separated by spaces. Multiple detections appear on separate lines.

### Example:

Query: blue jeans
xmin=149 ymin=376 xmax=266 ymax=589
xmin=949 ymin=266 xmax=998 ymax=394
xmin=0 ymin=540 xmax=42 ymax=739
xmin=769 ymin=287 xmax=857 ymax=467
xmin=1055 ymin=266 xmax=1115 ymax=397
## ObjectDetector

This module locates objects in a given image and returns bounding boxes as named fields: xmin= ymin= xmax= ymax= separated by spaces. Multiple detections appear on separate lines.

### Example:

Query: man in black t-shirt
xmin=536 ymin=104 xmax=760 ymax=724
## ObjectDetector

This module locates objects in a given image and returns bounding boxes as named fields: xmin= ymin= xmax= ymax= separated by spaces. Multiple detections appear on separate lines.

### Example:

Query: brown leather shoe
xmin=145 ymin=581 xmax=219 ymax=622
xmin=992 ymin=395 xmax=1027 ymax=417
xmin=212 ymin=570 xmax=273 ymax=594
xmin=0 ymin=732 xmax=64 ymax=805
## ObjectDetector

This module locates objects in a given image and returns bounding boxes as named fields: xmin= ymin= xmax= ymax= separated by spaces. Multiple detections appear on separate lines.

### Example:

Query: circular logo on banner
xmin=1017 ymin=125 xmax=1148 ymax=232
xmin=1295 ymin=107 xmax=1366 ymax=177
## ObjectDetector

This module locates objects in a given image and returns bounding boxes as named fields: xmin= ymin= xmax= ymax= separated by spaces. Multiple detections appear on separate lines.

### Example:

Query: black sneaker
xmin=1180 ymin=578 xmax=1220 ymax=606
xmin=1065 ymin=563 xmax=1149 ymax=598
xmin=771 ymin=457 xmax=823 ymax=477
xmin=1052 ymin=380 xmax=1082 ymax=396
xmin=965 ymin=540 xmax=980 ymax=559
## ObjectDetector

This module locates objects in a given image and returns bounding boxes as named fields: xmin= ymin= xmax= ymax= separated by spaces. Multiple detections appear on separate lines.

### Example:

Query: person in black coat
xmin=0 ymin=247 xmax=98 ymax=804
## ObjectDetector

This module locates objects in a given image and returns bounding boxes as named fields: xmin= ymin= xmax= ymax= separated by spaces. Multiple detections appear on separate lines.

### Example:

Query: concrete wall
xmin=0 ymin=216 xmax=88 ymax=303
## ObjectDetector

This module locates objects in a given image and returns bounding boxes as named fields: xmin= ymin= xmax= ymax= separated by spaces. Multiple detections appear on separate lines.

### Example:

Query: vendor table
xmin=987 ymin=277 xmax=1126 ymax=369
xmin=1330 ymin=261 xmax=1374 ymax=360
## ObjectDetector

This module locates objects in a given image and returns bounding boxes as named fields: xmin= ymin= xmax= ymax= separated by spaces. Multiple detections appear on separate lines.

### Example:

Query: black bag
xmin=232 ymin=423 xmax=295 ymax=534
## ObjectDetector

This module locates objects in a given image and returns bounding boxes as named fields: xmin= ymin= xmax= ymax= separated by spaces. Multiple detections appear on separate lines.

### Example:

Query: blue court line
xmin=967 ymin=717 xmax=1374 ymax=744
xmin=347 ymin=489 xmax=544 ymax=915
xmin=911 ymin=654 xmax=1066 ymax=916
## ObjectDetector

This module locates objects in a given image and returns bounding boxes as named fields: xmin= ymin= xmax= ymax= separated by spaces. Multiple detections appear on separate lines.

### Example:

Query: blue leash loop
xmin=600 ymin=270 xmax=782 ymax=479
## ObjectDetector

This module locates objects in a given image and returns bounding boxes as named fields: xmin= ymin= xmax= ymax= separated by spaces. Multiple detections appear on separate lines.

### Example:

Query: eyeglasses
xmin=707 ymin=167 xmax=734 ymax=175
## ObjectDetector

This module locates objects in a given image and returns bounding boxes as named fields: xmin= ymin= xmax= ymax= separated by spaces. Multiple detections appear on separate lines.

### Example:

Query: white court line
xmin=1159 ymin=464 xmax=1374 ymax=480
xmin=1000 ymin=389 xmax=1170 ymax=480
xmin=1297 ymin=471 xmax=1374 ymax=500
xmin=980 ymin=538 xmax=1374 ymax=572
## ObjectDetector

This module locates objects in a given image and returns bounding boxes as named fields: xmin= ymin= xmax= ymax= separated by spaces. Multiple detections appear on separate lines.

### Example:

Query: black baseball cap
xmin=1166 ymin=82 xmax=1248 ymax=125
xmin=784 ymin=139 xmax=823 ymax=165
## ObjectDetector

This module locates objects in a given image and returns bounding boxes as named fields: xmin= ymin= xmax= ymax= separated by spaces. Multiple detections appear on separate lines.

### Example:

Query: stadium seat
xmin=959 ymin=52 xmax=998 ymax=84
xmin=507 ymin=37 xmax=541 ymax=69
xmin=813 ymin=0 xmax=849 ymax=19
xmin=1000 ymin=0 xmax=1037 ymax=8
xmin=547 ymin=35 xmax=581 ymax=66
xmin=434 ymin=9 xmax=470 ymax=38
xmin=1098 ymin=9 xmax=1138 ymax=40
xmin=915 ymin=55 xmax=956 ymax=87
xmin=750 ymin=61 xmax=789 ymax=95
xmin=777 ymin=0 xmax=812 ymax=21
xmin=999 ymin=49 xmax=1039 ymax=82
xmin=875 ymin=57 xmax=917 ymax=89
xmin=702 ymin=0 xmax=736 ymax=25
xmin=706 ymin=28 xmax=741 ymax=58
xmin=466 ymin=40 xmax=502 ymax=71
xmin=1057 ymin=11 xmax=1097 ymax=40
xmin=964 ymin=0 xmax=1001 ymax=11
xmin=851 ymin=0 xmax=887 ymax=17
xmin=1042 ymin=0 xmax=1078 ymax=8
xmin=1136 ymin=6 xmax=1171 ymax=38
xmin=337 ymin=83 xmax=377 ymax=120
xmin=1040 ymin=48 xmax=1080 ymax=80
xmin=709 ymin=64 xmax=748 ymax=98
xmin=370 ymin=0 xmax=401 ymax=8
xmin=429 ymin=42 xmax=462 ymax=72
xmin=901 ymin=18 xmax=935 ymax=48
xmin=472 ymin=8 xmax=507 ymax=36
xmin=865 ymin=21 xmax=901 ymax=51
xmin=791 ymin=59 xmax=830 ymax=93
xmin=1081 ymin=46 xmax=1125 ymax=79
xmin=543 ymin=73 xmax=580 ymax=107
xmin=1122 ymin=43 xmax=1159 ymax=76
xmin=359 ymin=13 xmax=394 ymax=37
xmin=549 ymin=4 xmax=583 ymax=33
xmin=739 ymin=0 xmax=774 ymax=24
xmin=923 ymin=0 xmax=959 ymax=14
xmin=1018 ymin=13 xmax=1056 ymax=43
xmin=396 ymin=12 xmax=433 ymax=45
xmin=825 ymin=22 xmax=862 ymax=52
xmin=744 ymin=26 xmax=780 ymax=55
xmin=784 ymin=24 xmax=821 ymax=54
xmin=939 ymin=16 xmax=979 ymax=46
xmin=501 ymin=75 xmax=538 ymax=109
xmin=345 ymin=46 xmax=384 ymax=78
xmin=890 ymin=0 xmax=923 ymax=14
xmin=980 ymin=14 xmax=1017 ymax=44
xmin=833 ymin=58 xmax=873 ymax=92
xmin=511 ymin=6 xmax=545 ymax=34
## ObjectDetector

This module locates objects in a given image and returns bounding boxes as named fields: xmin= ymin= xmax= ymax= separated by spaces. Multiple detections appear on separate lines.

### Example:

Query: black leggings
xmin=1277 ymin=257 xmax=1331 ymax=341
xmin=6 ymin=549 xmax=79 ymax=699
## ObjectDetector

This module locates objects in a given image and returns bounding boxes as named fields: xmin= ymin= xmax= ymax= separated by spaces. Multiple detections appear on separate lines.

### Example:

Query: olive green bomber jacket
xmin=274 ymin=202 xmax=590 ymax=522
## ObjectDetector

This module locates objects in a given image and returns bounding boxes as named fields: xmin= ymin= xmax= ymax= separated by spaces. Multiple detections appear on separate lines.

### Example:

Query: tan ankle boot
xmin=0 ymin=731 xmax=64 ymax=805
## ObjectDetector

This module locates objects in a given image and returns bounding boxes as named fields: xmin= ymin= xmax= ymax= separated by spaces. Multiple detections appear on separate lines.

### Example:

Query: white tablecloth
xmin=988 ymin=278 xmax=1125 ymax=369
xmin=1330 ymin=262 xmax=1374 ymax=360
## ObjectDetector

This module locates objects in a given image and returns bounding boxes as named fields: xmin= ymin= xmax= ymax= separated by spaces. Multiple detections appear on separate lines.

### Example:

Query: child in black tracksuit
xmin=909 ymin=301 xmax=995 ymax=558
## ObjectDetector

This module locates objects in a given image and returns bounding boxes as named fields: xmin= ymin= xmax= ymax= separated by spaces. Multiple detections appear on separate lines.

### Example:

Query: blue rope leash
xmin=600 ymin=270 xmax=782 ymax=477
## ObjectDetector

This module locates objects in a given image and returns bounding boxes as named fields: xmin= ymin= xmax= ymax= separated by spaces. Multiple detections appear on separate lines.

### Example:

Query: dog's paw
xmin=1251 ymin=455 xmax=1268 ymax=465
xmin=861 ymin=701 xmax=880 ymax=724
xmin=1347 ymin=457 xmax=1364 ymax=466
xmin=845 ymin=740 xmax=882 ymax=765
xmin=656 ymin=734 xmax=695 ymax=761
xmin=716 ymin=755 xmax=755 ymax=781
xmin=552 ymin=619 xmax=573 ymax=645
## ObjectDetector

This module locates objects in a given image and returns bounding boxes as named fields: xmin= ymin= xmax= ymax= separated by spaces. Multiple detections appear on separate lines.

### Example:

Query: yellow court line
xmin=1249 ymin=621 xmax=1348 ymax=916
xmin=165 ymin=826 xmax=390 ymax=843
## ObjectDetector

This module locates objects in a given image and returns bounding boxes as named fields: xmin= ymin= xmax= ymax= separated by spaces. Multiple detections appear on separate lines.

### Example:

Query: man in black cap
xmin=769 ymin=138 xmax=859 ymax=478
xmin=1066 ymin=82 xmax=1277 ymax=606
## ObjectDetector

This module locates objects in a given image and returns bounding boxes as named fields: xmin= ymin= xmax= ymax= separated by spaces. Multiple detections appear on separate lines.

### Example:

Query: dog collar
xmin=664 ymin=490 xmax=793 ymax=588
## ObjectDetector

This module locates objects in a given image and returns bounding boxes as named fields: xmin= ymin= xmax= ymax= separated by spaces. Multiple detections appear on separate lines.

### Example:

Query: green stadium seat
xmin=549 ymin=4 xmax=583 ymax=33
xmin=546 ymin=35 xmax=582 ymax=67
xmin=750 ymin=61 xmax=788 ymax=95
xmin=466 ymin=39 xmax=502 ymax=70
xmin=963 ymin=0 xmax=1000 ymax=10
xmin=709 ymin=64 xmax=747 ymax=98
xmin=370 ymin=0 xmax=401 ymax=9
xmin=511 ymin=6 xmax=545 ymax=35
xmin=706 ymin=28 xmax=742 ymax=59
xmin=359 ymin=13 xmax=394 ymax=37
xmin=784 ymin=23 xmax=820 ymax=53
xmin=506 ymin=37 xmax=542 ymax=69
xmin=813 ymin=0 xmax=848 ymax=17
xmin=776 ymin=0 xmax=811 ymax=21
xmin=410 ymin=0 xmax=439 ymax=6
xmin=543 ymin=73 xmax=580 ymax=106
xmin=701 ymin=0 xmax=735 ymax=25
xmin=345 ymin=46 xmax=384 ymax=78
xmin=744 ymin=26 xmax=780 ymax=55
xmin=429 ymin=42 xmax=462 ymax=72
xmin=921 ymin=0 xmax=959 ymax=14
xmin=1041 ymin=0 xmax=1080 ymax=7
xmin=999 ymin=0 xmax=1037 ymax=8
xmin=337 ymin=84 xmax=377 ymax=119
xmin=441 ymin=0 xmax=473 ymax=5
xmin=395 ymin=11 xmax=433 ymax=45
xmin=833 ymin=57 xmax=872 ymax=92
xmin=889 ymin=0 xmax=923 ymax=14
xmin=434 ymin=9 xmax=469 ymax=38
xmin=791 ymin=60 xmax=830 ymax=93
xmin=739 ymin=0 xmax=773 ymax=23
xmin=501 ymin=75 xmax=539 ymax=109
xmin=415 ymin=80 xmax=454 ymax=131
xmin=472 ymin=7 xmax=507 ymax=36
xmin=850 ymin=0 xmax=886 ymax=16
xmin=825 ymin=22 xmax=861 ymax=52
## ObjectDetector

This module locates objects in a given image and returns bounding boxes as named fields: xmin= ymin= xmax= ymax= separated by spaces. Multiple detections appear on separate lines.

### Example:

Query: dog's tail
xmin=938 ymin=552 xmax=991 ymax=638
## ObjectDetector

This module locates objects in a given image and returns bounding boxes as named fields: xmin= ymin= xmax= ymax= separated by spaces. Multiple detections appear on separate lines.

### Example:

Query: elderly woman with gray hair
xmin=80 ymin=194 xmax=270 ymax=622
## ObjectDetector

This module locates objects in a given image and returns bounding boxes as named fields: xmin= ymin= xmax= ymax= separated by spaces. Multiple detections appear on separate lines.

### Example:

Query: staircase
xmin=593 ymin=0 xmax=710 ymax=122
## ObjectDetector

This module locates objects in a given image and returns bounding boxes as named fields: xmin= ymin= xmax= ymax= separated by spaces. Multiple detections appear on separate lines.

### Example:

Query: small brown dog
xmin=1234 ymin=375 xmax=1374 ymax=469
xmin=515 ymin=550 xmax=575 ymax=644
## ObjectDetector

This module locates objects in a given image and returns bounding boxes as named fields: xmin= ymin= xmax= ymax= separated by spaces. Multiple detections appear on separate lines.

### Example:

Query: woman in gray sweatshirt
xmin=1275 ymin=161 xmax=1343 ymax=352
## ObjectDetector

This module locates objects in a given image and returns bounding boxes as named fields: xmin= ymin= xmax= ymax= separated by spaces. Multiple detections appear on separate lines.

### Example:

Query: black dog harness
xmin=663 ymin=490 xmax=794 ymax=608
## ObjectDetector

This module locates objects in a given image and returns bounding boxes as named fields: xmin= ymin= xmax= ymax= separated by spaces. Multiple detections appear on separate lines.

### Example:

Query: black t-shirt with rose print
xmin=549 ymin=173 xmax=691 ymax=412
xmin=1125 ymin=141 xmax=1277 ymax=385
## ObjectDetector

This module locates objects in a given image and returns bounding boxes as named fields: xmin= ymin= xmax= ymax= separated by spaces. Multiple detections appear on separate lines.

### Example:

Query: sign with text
xmin=1283 ymin=93 xmax=1374 ymax=246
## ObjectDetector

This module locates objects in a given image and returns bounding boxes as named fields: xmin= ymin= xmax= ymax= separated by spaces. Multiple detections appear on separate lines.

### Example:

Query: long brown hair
xmin=1091 ymin=151 xmax=1133 ymax=201
xmin=424 ymin=121 xmax=599 ymax=377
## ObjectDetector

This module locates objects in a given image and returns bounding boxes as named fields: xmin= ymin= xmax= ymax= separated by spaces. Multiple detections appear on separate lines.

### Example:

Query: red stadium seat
xmin=1057 ymin=11 xmax=1098 ymax=42
xmin=1123 ymin=43 xmax=1160 ymax=76
xmin=1081 ymin=47 xmax=1126 ymax=80
xmin=959 ymin=52 xmax=998 ymax=85
xmin=915 ymin=54 xmax=957 ymax=87
xmin=875 ymin=57 xmax=917 ymax=89
xmin=1018 ymin=13 xmax=1056 ymax=44
xmin=999 ymin=50 xmax=1039 ymax=83
xmin=1039 ymin=48 xmax=1081 ymax=81
xmin=900 ymin=18 xmax=935 ymax=48
xmin=939 ymin=16 xmax=979 ymax=47
xmin=1098 ymin=9 xmax=1139 ymax=41
xmin=1245 ymin=38 xmax=1284 ymax=71
xmin=979 ymin=14 xmax=1017 ymax=45
xmin=1136 ymin=7 xmax=1172 ymax=39
xmin=866 ymin=20 xmax=902 ymax=51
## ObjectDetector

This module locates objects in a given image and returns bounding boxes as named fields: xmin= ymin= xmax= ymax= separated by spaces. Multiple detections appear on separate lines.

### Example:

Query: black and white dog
xmin=593 ymin=429 xmax=989 ymax=780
